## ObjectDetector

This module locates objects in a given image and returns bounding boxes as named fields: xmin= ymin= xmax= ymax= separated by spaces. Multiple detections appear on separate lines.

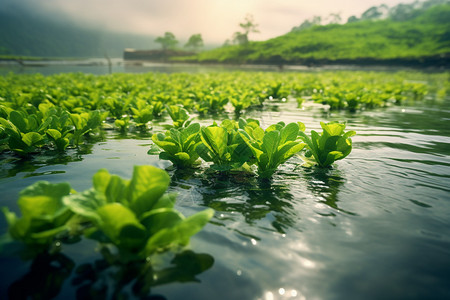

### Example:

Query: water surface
xmin=0 ymin=76 xmax=449 ymax=300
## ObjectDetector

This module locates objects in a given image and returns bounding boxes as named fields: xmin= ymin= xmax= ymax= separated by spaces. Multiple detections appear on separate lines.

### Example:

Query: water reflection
xmin=7 ymin=253 xmax=75 ymax=299
xmin=303 ymin=167 xmax=356 ymax=216
xmin=0 ymin=145 xmax=94 ymax=180
xmin=5 ymin=248 xmax=214 ymax=300
xmin=73 ymin=248 xmax=214 ymax=300
xmin=176 ymin=172 xmax=299 ymax=234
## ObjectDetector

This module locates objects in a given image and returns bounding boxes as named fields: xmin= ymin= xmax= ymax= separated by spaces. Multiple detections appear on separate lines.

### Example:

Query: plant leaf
xmin=140 ymin=208 xmax=184 ymax=236
xmin=127 ymin=165 xmax=170 ymax=216
xmin=144 ymin=208 xmax=214 ymax=255
xmin=96 ymin=203 xmax=146 ymax=250
xmin=21 ymin=132 xmax=44 ymax=147
xmin=201 ymin=126 xmax=228 ymax=158
xmin=280 ymin=122 xmax=299 ymax=144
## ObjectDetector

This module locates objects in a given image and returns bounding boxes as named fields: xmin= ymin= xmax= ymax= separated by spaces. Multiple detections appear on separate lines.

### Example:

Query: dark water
xmin=1 ymin=82 xmax=450 ymax=299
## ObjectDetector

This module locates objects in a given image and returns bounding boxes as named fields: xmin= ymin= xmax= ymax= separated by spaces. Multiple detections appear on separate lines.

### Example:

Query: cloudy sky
xmin=3 ymin=0 xmax=417 ymax=44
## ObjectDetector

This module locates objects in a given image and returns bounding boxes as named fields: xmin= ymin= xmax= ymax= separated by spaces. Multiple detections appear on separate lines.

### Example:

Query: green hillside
xmin=188 ymin=3 xmax=450 ymax=66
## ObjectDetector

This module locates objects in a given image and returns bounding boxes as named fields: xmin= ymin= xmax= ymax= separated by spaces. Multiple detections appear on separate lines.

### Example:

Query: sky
xmin=2 ymin=0 xmax=418 ymax=44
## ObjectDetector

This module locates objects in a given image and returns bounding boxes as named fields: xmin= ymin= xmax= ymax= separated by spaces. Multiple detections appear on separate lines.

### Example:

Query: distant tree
xmin=232 ymin=32 xmax=249 ymax=45
xmin=347 ymin=15 xmax=359 ymax=23
xmin=422 ymin=0 xmax=450 ymax=9
xmin=291 ymin=16 xmax=322 ymax=32
xmin=327 ymin=13 xmax=342 ymax=24
xmin=361 ymin=5 xmax=388 ymax=20
xmin=223 ymin=39 xmax=231 ymax=47
xmin=232 ymin=14 xmax=259 ymax=45
xmin=184 ymin=34 xmax=204 ymax=52
xmin=389 ymin=3 xmax=420 ymax=21
xmin=155 ymin=32 xmax=178 ymax=51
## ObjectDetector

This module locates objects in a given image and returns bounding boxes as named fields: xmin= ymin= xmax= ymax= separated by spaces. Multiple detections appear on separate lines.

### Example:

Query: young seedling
xmin=196 ymin=121 xmax=252 ymax=172
xmin=298 ymin=121 xmax=355 ymax=168
xmin=239 ymin=121 xmax=305 ymax=178
xmin=151 ymin=123 xmax=202 ymax=168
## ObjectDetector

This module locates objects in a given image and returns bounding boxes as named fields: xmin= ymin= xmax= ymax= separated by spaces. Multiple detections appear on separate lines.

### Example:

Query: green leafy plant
xmin=0 ymin=110 xmax=49 ymax=154
xmin=229 ymin=91 xmax=257 ymax=114
xmin=70 ymin=110 xmax=107 ymax=146
xmin=196 ymin=120 xmax=252 ymax=172
xmin=166 ymin=105 xmax=191 ymax=128
xmin=151 ymin=101 xmax=165 ymax=118
xmin=114 ymin=116 xmax=130 ymax=133
xmin=298 ymin=121 xmax=356 ymax=167
xmin=266 ymin=82 xmax=290 ymax=100
xmin=1 ymin=181 xmax=74 ymax=256
xmin=193 ymin=93 xmax=228 ymax=115
xmin=239 ymin=121 xmax=306 ymax=178
xmin=63 ymin=165 xmax=214 ymax=260
xmin=40 ymin=104 xmax=74 ymax=151
xmin=151 ymin=123 xmax=202 ymax=168
xmin=130 ymin=99 xmax=153 ymax=130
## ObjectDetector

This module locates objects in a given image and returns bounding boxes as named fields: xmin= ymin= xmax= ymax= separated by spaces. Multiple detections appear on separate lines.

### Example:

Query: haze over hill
xmin=0 ymin=0 xmax=448 ymax=64
xmin=187 ymin=0 xmax=450 ymax=67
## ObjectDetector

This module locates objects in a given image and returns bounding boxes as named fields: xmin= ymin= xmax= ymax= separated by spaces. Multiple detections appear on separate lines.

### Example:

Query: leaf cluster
xmin=299 ymin=122 xmax=356 ymax=167
xmin=0 ymin=71 xmax=444 ymax=156
xmin=196 ymin=120 xmax=253 ymax=172
xmin=0 ymin=102 xmax=106 ymax=154
xmin=151 ymin=118 xmax=353 ymax=177
xmin=239 ymin=120 xmax=306 ymax=178
xmin=152 ymin=123 xmax=202 ymax=168
xmin=1 ymin=166 xmax=214 ymax=261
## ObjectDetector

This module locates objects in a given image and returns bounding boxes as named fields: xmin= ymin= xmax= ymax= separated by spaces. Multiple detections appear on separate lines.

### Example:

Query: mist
xmin=1 ymin=0 xmax=418 ymax=45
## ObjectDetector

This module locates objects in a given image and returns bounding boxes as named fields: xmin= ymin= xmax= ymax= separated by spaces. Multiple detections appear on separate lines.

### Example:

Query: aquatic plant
xmin=298 ymin=121 xmax=355 ymax=167
xmin=239 ymin=120 xmax=306 ymax=178
xmin=151 ymin=123 xmax=202 ymax=168
xmin=1 ymin=181 xmax=73 ymax=256
xmin=196 ymin=121 xmax=252 ymax=172
xmin=1 ymin=166 xmax=214 ymax=262
xmin=63 ymin=165 xmax=214 ymax=260
xmin=166 ymin=105 xmax=191 ymax=128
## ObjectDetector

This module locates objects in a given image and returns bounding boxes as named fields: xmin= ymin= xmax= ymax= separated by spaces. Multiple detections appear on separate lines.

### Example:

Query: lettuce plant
xmin=63 ymin=165 xmax=214 ymax=260
xmin=196 ymin=121 xmax=252 ymax=172
xmin=298 ymin=121 xmax=355 ymax=167
xmin=70 ymin=110 xmax=107 ymax=145
xmin=239 ymin=121 xmax=305 ymax=178
xmin=40 ymin=105 xmax=74 ymax=151
xmin=114 ymin=116 xmax=130 ymax=133
xmin=151 ymin=123 xmax=202 ymax=168
xmin=1 ymin=181 xmax=74 ymax=256
xmin=130 ymin=100 xmax=153 ymax=129
xmin=229 ymin=92 xmax=256 ymax=114
xmin=193 ymin=93 xmax=228 ymax=114
xmin=266 ymin=82 xmax=290 ymax=100
xmin=151 ymin=101 xmax=165 ymax=118
xmin=166 ymin=105 xmax=191 ymax=128
xmin=0 ymin=111 xmax=48 ymax=154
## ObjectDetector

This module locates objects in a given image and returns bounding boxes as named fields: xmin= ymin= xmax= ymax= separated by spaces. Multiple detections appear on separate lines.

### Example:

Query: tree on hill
xmin=232 ymin=14 xmax=259 ymax=45
xmin=361 ymin=5 xmax=389 ymax=20
xmin=326 ymin=13 xmax=342 ymax=24
xmin=291 ymin=16 xmax=322 ymax=32
xmin=347 ymin=15 xmax=359 ymax=23
xmin=184 ymin=34 xmax=204 ymax=52
xmin=155 ymin=32 xmax=178 ymax=51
